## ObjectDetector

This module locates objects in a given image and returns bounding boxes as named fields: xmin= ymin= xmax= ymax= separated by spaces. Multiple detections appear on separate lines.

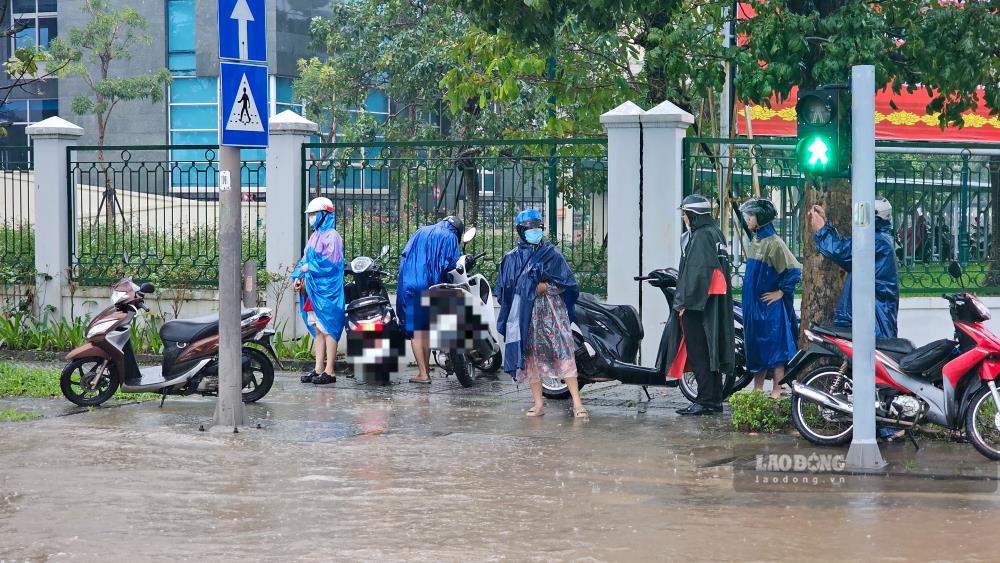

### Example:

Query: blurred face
xmin=744 ymin=213 xmax=759 ymax=231
xmin=682 ymin=212 xmax=690 ymax=229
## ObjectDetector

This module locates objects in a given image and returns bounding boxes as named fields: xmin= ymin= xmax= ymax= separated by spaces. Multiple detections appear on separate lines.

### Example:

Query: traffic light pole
xmin=846 ymin=65 xmax=886 ymax=470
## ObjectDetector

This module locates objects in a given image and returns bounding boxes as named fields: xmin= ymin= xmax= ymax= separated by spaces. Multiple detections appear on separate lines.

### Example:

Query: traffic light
xmin=796 ymin=87 xmax=849 ymax=177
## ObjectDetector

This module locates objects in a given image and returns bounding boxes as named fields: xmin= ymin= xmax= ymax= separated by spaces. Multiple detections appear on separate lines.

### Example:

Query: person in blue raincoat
xmin=396 ymin=216 xmax=463 ymax=384
xmin=495 ymin=210 xmax=586 ymax=418
xmin=740 ymin=198 xmax=802 ymax=399
xmin=808 ymin=197 xmax=899 ymax=338
xmin=291 ymin=197 xmax=346 ymax=385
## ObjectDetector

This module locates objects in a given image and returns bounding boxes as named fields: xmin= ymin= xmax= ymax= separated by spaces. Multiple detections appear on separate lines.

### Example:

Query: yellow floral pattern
xmin=739 ymin=106 xmax=1000 ymax=129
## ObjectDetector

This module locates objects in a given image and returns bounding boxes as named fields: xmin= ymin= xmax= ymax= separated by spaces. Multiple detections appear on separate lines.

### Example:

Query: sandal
xmin=409 ymin=376 xmax=432 ymax=384
xmin=526 ymin=406 xmax=545 ymax=417
xmin=573 ymin=406 xmax=590 ymax=419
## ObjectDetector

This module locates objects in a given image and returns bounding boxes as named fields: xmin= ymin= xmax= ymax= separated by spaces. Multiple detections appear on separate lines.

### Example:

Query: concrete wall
xmin=57 ymin=0 xmax=170 ymax=147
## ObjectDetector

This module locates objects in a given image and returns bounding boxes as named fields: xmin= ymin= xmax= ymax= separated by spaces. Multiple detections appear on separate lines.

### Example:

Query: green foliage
xmin=273 ymin=331 xmax=315 ymax=361
xmin=0 ymin=361 xmax=158 ymax=400
xmin=0 ymin=312 xmax=90 ymax=351
xmin=729 ymin=390 xmax=792 ymax=433
xmin=734 ymin=0 xmax=1000 ymax=126
xmin=48 ymin=0 xmax=172 ymax=144
xmin=452 ymin=0 xmax=729 ymax=134
xmin=0 ymin=408 xmax=42 ymax=422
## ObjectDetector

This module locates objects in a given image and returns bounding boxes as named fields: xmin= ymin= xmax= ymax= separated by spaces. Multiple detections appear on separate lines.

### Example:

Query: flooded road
xmin=1 ymin=373 xmax=998 ymax=561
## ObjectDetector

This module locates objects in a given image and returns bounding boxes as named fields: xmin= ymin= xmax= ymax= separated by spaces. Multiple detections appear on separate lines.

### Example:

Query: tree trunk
xmin=985 ymin=156 xmax=1000 ymax=287
xmin=798 ymin=178 xmax=852 ymax=347
xmin=96 ymin=113 xmax=117 ymax=225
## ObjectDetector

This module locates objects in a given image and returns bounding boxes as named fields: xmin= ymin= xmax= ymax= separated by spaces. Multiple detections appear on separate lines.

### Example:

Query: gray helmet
xmin=443 ymin=215 xmax=464 ymax=235
xmin=679 ymin=194 xmax=713 ymax=215
xmin=740 ymin=198 xmax=777 ymax=226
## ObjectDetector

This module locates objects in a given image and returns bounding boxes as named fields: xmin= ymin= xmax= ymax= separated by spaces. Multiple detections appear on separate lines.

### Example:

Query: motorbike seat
xmin=160 ymin=310 xmax=256 ymax=343
xmin=346 ymin=295 xmax=390 ymax=315
xmin=576 ymin=293 xmax=644 ymax=339
xmin=811 ymin=324 xmax=915 ymax=357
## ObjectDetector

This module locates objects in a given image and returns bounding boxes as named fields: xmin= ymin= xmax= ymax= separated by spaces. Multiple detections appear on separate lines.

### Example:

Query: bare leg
xmin=566 ymin=377 xmax=588 ymax=417
xmin=527 ymin=378 xmax=545 ymax=415
xmin=324 ymin=335 xmax=338 ymax=375
xmin=753 ymin=370 xmax=767 ymax=393
xmin=313 ymin=330 xmax=326 ymax=374
xmin=770 ymin=365 xmax=785 ymax=399
xmin=411 ymin=330 xmax=431 ymax=380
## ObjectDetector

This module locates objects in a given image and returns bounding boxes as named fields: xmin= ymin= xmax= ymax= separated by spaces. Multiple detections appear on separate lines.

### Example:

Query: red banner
xmin=736 ymin=88 xmax=1000 ymax=142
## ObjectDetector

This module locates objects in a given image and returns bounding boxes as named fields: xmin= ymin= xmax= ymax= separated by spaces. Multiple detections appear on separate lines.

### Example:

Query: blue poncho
xmin=742 ymin=224 xmax=802 ymax=373
xmin=815 ymin=218 xmax=899 ymax=339
xmin=290 ymin=212 xmax=345 ymax=340
xmin=495 ymin=240 xmax=578 ymax=376
xmin=396 ymin=220 xmax=461 ymax=335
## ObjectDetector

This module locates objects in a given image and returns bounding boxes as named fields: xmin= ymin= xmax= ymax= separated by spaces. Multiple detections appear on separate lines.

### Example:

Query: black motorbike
xmin=543 ymin=268 xmax=750 ymax=402
xmin=344 ymin=245 xmax=405 ymax=384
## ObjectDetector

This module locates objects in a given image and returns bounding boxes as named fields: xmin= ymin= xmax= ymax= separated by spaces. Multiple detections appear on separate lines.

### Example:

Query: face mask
xmin=524 ymin=228 xmax=544 ymax=245
xmin=308 ymin=213 xmax=319 ymax=229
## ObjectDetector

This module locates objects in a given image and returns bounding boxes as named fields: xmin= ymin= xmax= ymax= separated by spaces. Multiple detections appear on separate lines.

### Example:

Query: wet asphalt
xmin=1 ymin=368 xmax=999 ymax=562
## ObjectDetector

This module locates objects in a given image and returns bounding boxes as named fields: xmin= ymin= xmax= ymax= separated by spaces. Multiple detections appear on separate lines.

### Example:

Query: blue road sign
xmin=218 ymin=0 xmax=266 ymax=63
xmin=220 ymin=61 xmax=269 ymax=147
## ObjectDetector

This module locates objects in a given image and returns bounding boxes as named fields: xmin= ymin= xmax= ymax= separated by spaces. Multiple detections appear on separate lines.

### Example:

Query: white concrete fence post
xmin=27 ymin=117 xmax=83 ymax=321
xmin=638 ymin=101 xmax=694 ymax=364
xmin=266 ymin=110 xmax=317 ymax=338
xmin=600 ymin=102 xmax=646 ymax=358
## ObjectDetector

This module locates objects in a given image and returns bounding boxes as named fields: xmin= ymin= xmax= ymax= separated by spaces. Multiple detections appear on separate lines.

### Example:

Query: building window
xmin=10 ymin=0 xmax=57 ymax=51
xmin=0 ymin=97 xmax=57 ymax=162
xmin=167 ymin=0 xmax=195 ymax=74
xmin=273 ymin=76 xmax=303 ymax=116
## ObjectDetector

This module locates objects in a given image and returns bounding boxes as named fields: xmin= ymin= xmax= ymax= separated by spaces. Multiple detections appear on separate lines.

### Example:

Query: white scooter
xmin=427 ymin=227 xmax=503 ymax=387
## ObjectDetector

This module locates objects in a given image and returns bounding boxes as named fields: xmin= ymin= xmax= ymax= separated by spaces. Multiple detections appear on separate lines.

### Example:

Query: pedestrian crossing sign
xmin=220 ymin=61 xmax=268 ymax=147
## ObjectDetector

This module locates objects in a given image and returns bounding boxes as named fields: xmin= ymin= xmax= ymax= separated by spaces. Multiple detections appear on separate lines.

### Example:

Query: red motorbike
xmin=787 ymin=261 xmax=1000 ymax=460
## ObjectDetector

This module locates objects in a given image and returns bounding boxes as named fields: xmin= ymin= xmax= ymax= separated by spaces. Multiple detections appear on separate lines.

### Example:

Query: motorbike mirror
xmin=139 ymin=282 xmax=155 ymax=294
xmin=379 ymin=245 xmax=389 ymax=258
xmin=948 ymin=260 xmax=964 ymax=280
xmin=462 ymin=227 xmax=477 ymax=244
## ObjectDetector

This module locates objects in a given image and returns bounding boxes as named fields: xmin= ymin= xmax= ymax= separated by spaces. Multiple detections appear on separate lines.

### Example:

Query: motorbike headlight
xmin=87 ymin=319 xmax=119 ymax=338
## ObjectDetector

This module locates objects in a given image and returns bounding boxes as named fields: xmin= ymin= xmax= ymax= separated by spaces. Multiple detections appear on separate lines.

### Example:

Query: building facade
xmin=0 ymin=0 xmax=339 ymax=150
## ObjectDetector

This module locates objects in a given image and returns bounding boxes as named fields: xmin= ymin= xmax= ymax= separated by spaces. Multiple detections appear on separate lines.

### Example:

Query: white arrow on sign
xmin=230 ymin=0 xmax=254 ymax=60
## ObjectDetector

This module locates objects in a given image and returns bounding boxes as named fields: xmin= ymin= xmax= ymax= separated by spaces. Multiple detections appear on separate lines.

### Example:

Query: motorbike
xmin=428 ymin=227 xmax=503 ymax=387
xmin=545 ymin=267 xmax=750 ymax=402
xmin=61 ymin=278 xmax=279 ymax=407
xmin=344 ymin=245 xmax=405 ymax=384
xmin=785 ymin=261 xmax=1000 ymax=460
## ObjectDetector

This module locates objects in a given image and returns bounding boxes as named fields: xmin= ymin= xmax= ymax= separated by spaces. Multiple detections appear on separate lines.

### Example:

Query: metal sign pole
xmin=214 ymin=146 xmax=247 ymax=428
xmin=214 ymin=0 xmax=266 ymax=429
xmin=846 ymin=64 xmax=886 ymax=469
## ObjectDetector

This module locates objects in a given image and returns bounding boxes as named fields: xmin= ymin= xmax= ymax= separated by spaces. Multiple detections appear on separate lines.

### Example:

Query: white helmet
xmin=305 ymin=196 xmax=334 ymax=214
xmin=875 ymin=197 xmax=892 ymax=222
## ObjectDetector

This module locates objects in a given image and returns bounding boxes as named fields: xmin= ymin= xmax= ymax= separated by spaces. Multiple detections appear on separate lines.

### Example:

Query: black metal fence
xmin=684 ymin=137 xmax=1000 ymax=294
xmin=301 ymin=139 xmax=609 ymax=293
xmin=67 ymin=145 xmax=266 ymax=287
xmin=0 ymin=146 xmax=34 ymax=313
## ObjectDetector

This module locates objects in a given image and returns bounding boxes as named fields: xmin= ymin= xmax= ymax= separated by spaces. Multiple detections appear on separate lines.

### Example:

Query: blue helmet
xmin=515 ymin=209 xmax=543 ymax=229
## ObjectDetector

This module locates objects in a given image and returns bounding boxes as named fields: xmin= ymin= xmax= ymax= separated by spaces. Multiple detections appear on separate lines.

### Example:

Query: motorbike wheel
xmin=61 ymin=357 xmax=120 ymax=407
xmin=472 ymin=351 xmax=502 ymax=374
xmin=241 ymin=347 xmax=275 ymax=403
xmin=542 ymin=376 xmax=572 ymax=400
xmin=790 ymin=367 xmax=853 ymax=447
xmin=452 ymin=353 xmax=475 ymax=387
xmin=965 ymin=386 xmax=1000 ymax=460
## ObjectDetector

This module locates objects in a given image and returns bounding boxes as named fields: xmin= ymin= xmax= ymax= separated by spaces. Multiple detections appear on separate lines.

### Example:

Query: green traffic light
xmin=807 ymin=137 xmax=830 ymax=166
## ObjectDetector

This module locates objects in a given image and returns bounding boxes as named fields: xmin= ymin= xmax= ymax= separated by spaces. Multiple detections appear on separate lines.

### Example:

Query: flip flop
xmin=526 ymin=406 xmax=545 ymax=417
xmin=409 ymin=376 xmax=432 ymax=384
